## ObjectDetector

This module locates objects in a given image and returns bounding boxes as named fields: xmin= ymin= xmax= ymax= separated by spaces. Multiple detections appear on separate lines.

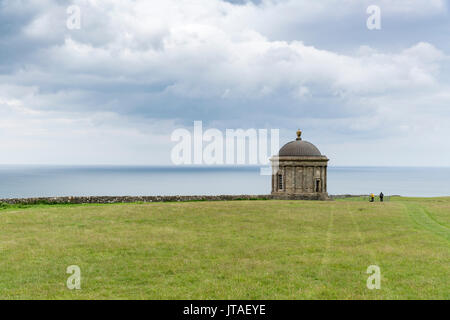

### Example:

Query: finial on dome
xmin=296 ymin=129 xmax=302 ymax=140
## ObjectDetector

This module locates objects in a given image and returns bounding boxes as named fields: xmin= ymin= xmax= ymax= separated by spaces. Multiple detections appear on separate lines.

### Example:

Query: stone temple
xmin=270 ymin=130 xmax=329 ymax=200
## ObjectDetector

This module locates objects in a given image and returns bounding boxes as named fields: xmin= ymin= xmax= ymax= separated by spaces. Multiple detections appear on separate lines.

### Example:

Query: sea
xmin=0 ymin=165 xmax=449 ymax=198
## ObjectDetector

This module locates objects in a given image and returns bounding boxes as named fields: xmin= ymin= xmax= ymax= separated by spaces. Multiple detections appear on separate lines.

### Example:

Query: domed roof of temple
xmin=278 ymin=130 xmax=322 ymax=157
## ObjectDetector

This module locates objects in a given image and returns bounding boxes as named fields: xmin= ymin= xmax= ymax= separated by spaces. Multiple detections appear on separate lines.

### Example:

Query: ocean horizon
xmin=0 ymin=165 xmax=448 ymax=199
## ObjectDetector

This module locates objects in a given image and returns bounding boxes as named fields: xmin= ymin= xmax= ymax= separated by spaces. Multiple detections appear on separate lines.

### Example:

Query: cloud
xmin=0 ymin=0 xmax=449 ymax=165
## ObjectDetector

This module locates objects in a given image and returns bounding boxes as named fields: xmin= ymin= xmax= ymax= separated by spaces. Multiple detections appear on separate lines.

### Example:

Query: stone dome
xmin=278 ymin=130 xmax=322 ymax=157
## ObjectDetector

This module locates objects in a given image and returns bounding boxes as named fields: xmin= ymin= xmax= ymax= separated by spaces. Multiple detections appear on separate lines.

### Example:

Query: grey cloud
xmin=0 ymin=0 xmax=449 ymax=165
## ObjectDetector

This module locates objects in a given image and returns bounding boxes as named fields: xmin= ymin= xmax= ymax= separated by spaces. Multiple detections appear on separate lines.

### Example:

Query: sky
xmin=1 ymin=0 xmax=449 ymax=166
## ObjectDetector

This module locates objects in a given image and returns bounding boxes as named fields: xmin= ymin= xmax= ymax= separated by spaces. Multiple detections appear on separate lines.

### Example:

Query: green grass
xmin=0 ymin=198 xmax=448 ymax=299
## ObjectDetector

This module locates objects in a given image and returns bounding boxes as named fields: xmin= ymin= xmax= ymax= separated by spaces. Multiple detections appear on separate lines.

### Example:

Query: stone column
xmin=302 ymin=166 xmax=308 ymax=192
xmin=293 ymin=165 xmax=296 ymax=190
xmin=271 ymin=173 xmax=275 ymax=193
xmin=320 ymin=166 xmax=324 ymax=193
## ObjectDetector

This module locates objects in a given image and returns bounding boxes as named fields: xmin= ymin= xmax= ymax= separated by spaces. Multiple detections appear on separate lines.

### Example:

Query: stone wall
xmin=0 ymin=195 xmax=272 ymax=205
xmin=329 ymin=194 xmax=369 ymax=199
xmin=0 ymin=194 xmax=380 ymax=205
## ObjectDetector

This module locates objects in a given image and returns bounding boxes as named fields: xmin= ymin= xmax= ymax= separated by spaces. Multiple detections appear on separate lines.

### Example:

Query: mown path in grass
xmin=404 ymin=203 xmax=450 ymax=242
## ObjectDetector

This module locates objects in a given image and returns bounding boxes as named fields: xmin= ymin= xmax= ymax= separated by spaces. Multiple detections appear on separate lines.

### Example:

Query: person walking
xmin=370 ymin=193 xmax=375 ymax=202
xmin=380 ymin=192 xmax=384 ymax=202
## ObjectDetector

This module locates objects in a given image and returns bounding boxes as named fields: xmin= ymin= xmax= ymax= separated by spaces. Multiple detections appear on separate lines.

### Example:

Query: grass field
xmin=0 ymin=197 xmax=448 ymax=299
